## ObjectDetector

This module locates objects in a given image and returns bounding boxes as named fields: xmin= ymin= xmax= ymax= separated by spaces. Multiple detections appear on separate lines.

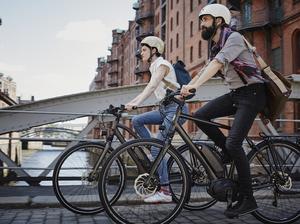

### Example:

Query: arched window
xmin=190 ymin=21 xmax=193 ymax=37
xmin=176 ymin=11 xmax=179 ymax=26
xmin=176 ymin=33 xmax=179 ymax=48
xmin=170 ymin=17 xmax=173 ymax=31
xmin=190 ymin=46 xmax=193 ymax=63
xmin=293 ymin=30 xmax=300 ymax=73
xmin=170 ymin=38 xmax=173 ymax=52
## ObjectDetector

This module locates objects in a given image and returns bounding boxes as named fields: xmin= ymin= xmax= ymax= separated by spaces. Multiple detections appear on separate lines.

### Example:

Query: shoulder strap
xmin=242 ymin=36 xmax=268 ymax=69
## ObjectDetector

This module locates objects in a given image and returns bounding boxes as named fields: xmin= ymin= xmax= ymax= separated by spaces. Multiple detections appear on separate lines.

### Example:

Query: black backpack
xmin=173 ymin=60 xmax=192 ymax=87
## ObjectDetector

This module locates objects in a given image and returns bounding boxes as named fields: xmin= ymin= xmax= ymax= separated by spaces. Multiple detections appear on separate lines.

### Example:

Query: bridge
xmin=0 ymin=76 xmax=300 ymax=185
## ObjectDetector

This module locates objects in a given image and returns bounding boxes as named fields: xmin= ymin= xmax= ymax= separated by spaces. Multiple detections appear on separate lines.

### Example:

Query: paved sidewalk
xmin=0 ymin=203 xmax=264 ymax=224
xmin=0 ymin=186 xmax=292 ymax=224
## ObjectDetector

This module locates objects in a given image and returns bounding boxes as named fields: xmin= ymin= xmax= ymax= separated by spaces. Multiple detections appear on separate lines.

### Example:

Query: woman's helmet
xmin=199 ymin=3 xmax=231 ymax=25
xmin=141 ymin=36 xmax=165 ymax=54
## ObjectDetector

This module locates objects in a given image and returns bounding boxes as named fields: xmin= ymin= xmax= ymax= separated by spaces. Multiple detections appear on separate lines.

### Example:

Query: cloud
xmin=0 ymin=61 xmax=26 ymax=73
xmin=55 ymin=19 xmax=110 ymax=43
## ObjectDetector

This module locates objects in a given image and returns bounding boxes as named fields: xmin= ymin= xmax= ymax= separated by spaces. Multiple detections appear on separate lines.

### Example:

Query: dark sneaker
xmin=224 ymin=195 xmax=258 ymax=219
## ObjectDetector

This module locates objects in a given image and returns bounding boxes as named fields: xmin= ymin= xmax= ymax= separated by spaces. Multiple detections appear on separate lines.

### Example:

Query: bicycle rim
xmin=168 ymin=143 xmax=217 ymax=210
xmin=248 ymin=139 xmax=300 ymax=224
xmin=99 ymin=139 xmax=189 ymax=224
xmin=53 ymin=142 xmax=125 ymax=215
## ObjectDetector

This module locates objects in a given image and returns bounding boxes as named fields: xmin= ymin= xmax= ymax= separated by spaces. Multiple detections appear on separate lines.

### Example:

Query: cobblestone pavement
xmin=0 ymin=203 xmax=266 ymax=224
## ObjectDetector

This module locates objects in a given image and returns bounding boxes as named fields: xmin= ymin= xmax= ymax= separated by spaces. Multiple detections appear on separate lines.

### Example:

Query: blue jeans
xmin=132 ymin=102 xmax=188 ymax=185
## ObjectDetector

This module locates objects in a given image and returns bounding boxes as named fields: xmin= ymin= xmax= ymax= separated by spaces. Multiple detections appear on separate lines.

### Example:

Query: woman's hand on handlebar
xmin=180 ymin=84 xmax=196 ymax=97
xmin=125 ymin=103 xmax=138 ymax=111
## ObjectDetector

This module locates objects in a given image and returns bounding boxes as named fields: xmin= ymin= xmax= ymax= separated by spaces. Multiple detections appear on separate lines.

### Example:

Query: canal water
xmin=16 ymin=145 xmax=64 ymax=186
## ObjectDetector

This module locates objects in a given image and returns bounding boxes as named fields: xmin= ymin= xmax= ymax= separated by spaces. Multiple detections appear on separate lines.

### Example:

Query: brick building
xmin=90 ymin=0 xmax=300 ymax=136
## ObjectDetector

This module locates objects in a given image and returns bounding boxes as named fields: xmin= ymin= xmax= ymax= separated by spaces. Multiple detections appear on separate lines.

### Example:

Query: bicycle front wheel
xmin=52 ymin=142 xmax=126 ymax=215
xmin=248 ymin=139 xmax=300 ymax=224
xmin=99 ymin=139 xmax=189 ymax=224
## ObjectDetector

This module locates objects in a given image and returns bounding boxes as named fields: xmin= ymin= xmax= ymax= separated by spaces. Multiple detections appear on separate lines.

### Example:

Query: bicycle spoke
xmin=250 ymin=140 xmax=300 ymax=224
xmin=99 ymin=139 xmax=188 ymax=224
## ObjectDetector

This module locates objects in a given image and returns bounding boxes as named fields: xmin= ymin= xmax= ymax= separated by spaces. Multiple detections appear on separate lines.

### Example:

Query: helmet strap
xmin=147 ymin=47 xmax=157 ymax=63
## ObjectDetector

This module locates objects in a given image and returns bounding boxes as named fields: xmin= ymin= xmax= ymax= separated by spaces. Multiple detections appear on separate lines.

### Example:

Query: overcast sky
xmin=0 ymin=0 xmax=135 ymax=100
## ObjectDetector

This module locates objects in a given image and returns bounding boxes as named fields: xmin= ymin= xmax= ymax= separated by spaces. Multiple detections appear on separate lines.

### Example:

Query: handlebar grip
xmin=189 ymin=88 xmax=196 ymax=94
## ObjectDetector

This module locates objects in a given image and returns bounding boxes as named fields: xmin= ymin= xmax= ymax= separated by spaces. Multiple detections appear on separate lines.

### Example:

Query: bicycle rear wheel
xmin=52 ymin=142 xmax=126 ymax=215
xmin=99 ymin=139 xmax=189 ymax=224
xmin=248 ymin=139 xmax=300 ymax=224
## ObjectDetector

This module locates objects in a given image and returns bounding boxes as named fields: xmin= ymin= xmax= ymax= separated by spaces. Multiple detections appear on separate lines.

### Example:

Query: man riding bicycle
xmin=181 ymin=3 xmax=266 ymax=218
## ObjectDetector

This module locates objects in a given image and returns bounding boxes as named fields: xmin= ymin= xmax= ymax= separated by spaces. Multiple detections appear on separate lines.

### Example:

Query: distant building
xmin=0 ymin=73 xmax=17 ymax=108
xmin=90 ymin=0 xmax=300 ymax=135
xmin=0 ymin=73 xmax=21 ymax=179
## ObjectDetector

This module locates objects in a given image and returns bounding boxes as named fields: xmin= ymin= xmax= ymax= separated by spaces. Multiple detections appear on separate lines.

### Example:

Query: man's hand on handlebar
xmin=125 ymin=103 xmax=138 ymax=111
xmin=180 ymin=85 xmax=197 ymax=97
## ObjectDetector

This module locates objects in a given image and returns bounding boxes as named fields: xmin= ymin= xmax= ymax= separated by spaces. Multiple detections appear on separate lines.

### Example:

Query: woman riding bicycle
xmin=181 ymin=3 xmax=266 ymax=218
xmin=126 ymin=36 xmax=188 ymax=203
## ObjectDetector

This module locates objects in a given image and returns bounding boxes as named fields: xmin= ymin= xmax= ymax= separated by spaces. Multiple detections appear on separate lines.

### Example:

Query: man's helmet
xmin=199 ymin=4 xmax=231 ymax=25
xmin=141 ymin=36 xmax=165 ymax=54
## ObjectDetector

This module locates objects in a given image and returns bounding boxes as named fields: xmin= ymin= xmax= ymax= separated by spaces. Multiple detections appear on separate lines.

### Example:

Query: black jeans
xmin=194 ymin=83 xmax=266 ymax=196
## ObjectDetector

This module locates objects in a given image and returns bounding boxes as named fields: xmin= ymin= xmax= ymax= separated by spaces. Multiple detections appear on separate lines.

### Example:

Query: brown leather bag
xmin=243 ymin=37 xmax=292 ymax=122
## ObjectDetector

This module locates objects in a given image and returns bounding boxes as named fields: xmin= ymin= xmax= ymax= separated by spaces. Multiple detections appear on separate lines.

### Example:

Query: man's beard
xmin=201 ymin=24 xmax=216 ymax=40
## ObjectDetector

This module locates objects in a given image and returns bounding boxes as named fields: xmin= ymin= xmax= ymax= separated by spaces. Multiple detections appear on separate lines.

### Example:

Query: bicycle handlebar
xmin=161 ymin=88 xmax=196 ymax=105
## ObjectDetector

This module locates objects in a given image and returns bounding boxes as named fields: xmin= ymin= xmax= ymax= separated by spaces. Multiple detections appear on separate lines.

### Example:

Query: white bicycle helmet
xmin=199 ymin=4 xmax=231 ymax=25
xmin=141 ymin=36 xmax=165 ymax=54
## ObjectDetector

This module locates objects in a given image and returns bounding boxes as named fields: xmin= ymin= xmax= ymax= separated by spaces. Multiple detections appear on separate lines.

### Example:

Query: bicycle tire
xmin=168 ymin=143 xmax=218 ymax=210
xmin=99 ymin=138 xmax=190 ymax=224
xmin=248 ymin=139 xmax=300 ymax=224
xmin=52 ymin=142 xmax=126 ymax=215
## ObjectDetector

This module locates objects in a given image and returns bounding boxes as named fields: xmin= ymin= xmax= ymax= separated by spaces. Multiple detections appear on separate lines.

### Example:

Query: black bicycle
xmin=52 ymin=105 xmax=138 ymax=215
xmin=99 ymin=90 xmax=300 ymax=224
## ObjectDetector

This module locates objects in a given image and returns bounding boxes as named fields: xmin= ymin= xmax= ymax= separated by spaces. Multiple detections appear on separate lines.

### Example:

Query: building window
xmin=162 ymin=5 xmax=166 ymax=23
xmin=198 ymin=41 xmax=202 ymax=58
xmin=176 ymin=56 xmax=179 ymax=61
xmin=177 ymin=0 xmax=179 ymax=3
xmin=170 ymin=38 xmax=173 ymax=52
xmin=293 ymin=30 xmax=300 ymax=73
xmin=242 ymin=0 xmax=252 ymax=25
xmin=170 ymin=17 xmax=173 ymax=31
xmin=171 ymin=0 xmax=173 ymax=9
xmin=198 ymin=0 xmax=201 ymax=4
xmin=176 ymin=11 xmax=179 ymax=26
xmin=176 ymin=33 xmax=179 ymax=48
xmin=190 ymin=0 xmax=193 ymax=12
xmin=190 ymin=21 xmax=193 ymax=37
xmin=161 ymin=25 xmax=166 ymax=41
xmin=190 ymin=46 xmax=193 ymax=63
xmin=271 ymin=47 xmax=282 ymax=72
xmin=198 ymin=16 xmax=201 ymax=31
